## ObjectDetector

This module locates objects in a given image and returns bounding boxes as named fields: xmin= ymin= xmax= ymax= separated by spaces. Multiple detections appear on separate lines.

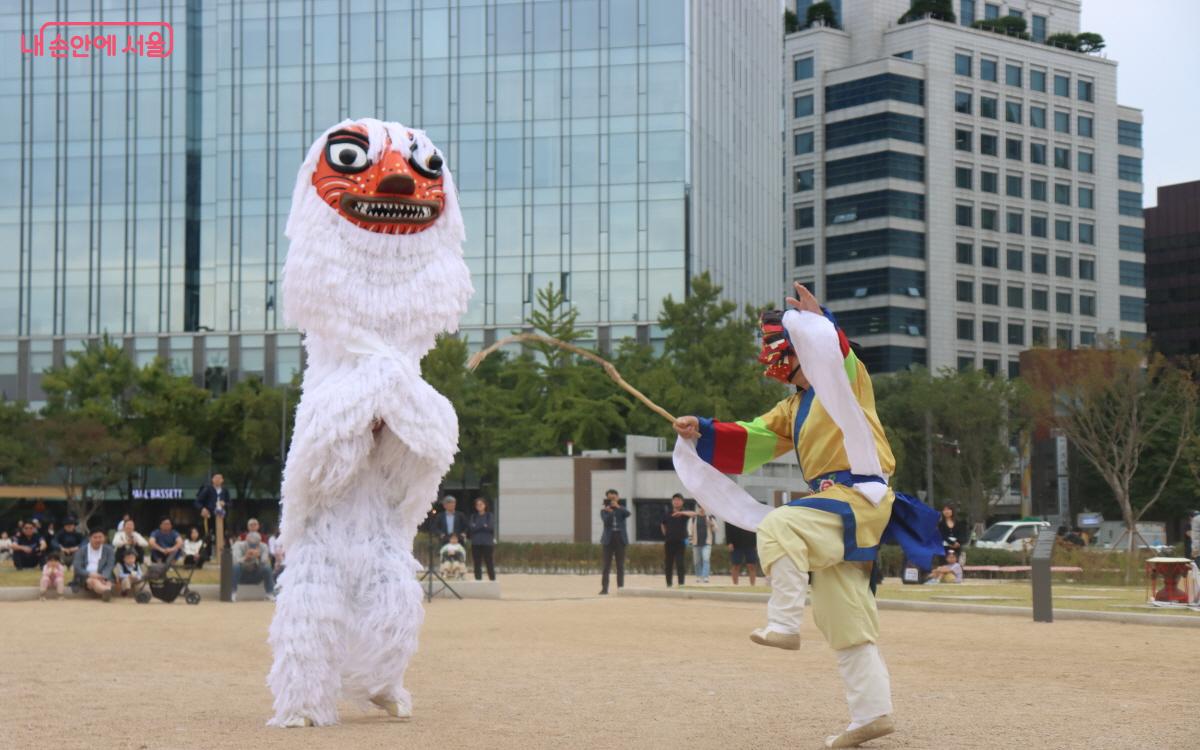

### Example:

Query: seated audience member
xmin=72 ymin=529 xmax=114 ymax=601
xmin=149 ymin=518 xmax=184 ymax=563
xmin=11 ymin=521 xmax=46 ymax=570
xmin=39 ymin=551 xmax=67 ymax=600
xmin=231 ymin=531 xmax=275 ymax=602
xmin=114 ymin=549 xmax=144 ymax=597
xmin=182 ymin=527 xmax=206 ymax=568
xmin=438 ymin=533 xmax=468 ymax=580
xmin=51 ymin=517 xmax=85 ymax=562
xmin=113 ymin=519 xmax=150 ymax=564
xmin=114 ymin=514 xmax=133 ymax=535
xmin=1064 ymin=527 xmax=1087 ymax=547
xmin=924 ymin=549 xmax=964 ymax=585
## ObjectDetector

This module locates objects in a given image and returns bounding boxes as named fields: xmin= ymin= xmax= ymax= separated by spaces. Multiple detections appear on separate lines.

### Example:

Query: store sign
xmin=132 ymin=488 xmax=186 ymax=500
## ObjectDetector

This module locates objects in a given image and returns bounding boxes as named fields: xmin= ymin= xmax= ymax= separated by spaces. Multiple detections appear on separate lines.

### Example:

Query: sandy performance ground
xmin=1 ymin=573 xmax=1192 ymax=749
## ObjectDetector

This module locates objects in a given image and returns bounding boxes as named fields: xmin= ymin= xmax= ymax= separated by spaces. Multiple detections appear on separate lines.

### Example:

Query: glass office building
xmin=1 ymin=0 xmax=782 ymax=403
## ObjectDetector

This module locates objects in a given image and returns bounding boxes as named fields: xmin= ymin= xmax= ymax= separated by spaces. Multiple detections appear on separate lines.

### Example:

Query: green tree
xmin=1075 ymin=32 xmax=1105 ymax=52
xmin=130 ymin=358 xmax=211 ymax=480
xmin=784 ymin=8 xmax=799 ymax=34
xmin=900 ymin=0 xmax=956 ymax=24
xmin=805 ymin=1 xmax=839 ymax=29
xmin=1046 ymin=32 xmax=1080 ymax=50
xmin=33 ymin=414 xmax=127 ymax=531
xmin=207 ymin=377 xmax=297 ymax=501
xmin=973 ymin=16 xmax=1030 ymax=39
xmin=0 ymin=399 xmax=46 ymax=484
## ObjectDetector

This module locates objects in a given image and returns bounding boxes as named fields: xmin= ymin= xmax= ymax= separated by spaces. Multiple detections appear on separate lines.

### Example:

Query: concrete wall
xmin=497 ymin=457 xmax=576 ymax=542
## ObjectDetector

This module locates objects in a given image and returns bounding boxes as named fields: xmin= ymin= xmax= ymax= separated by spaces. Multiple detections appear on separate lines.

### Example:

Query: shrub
xmin=899 ymin=0 xmax=956 ymax=25
xmin=805 ymin=1 xmax=839 ymax=30
xmin=1045 ymin=32 xmax=1080 ymax=50
xmin=972 ymin=16 xmax=1030 ymax=40
xmin=1075 ymin=32 xmax=1105 ymax=52
xmin=785 ymin=8 xmax=800 ymax=34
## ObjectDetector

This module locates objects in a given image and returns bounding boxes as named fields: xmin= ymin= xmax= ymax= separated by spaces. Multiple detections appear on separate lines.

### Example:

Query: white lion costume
xmin=267 ymin=118 xmax=472 ymax=728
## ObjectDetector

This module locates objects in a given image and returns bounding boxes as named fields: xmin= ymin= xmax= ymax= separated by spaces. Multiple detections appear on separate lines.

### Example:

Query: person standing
xmin=725 ymin=522 xmax=759 ymax=586
xmin=599 ymin=489 xmax=629 ymax=595
xmin=195 ymin=472 xmax=231 ymax=542
xmin=1190 ymin=511 xmax=1200 ymax=565
xmin=686 ymin=507 xmax=717 ymax=583
xmin=430 ymin=495 xmax=468 ymax=545
xmin=467 ymin=497 xmax=496 ymax=581
xmin=660 ymin=493 xmax=689 ymax=587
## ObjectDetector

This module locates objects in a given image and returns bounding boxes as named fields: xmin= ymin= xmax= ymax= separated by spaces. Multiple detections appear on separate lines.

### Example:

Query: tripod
xmin=417 ymin=528 xmax=461 ymax=602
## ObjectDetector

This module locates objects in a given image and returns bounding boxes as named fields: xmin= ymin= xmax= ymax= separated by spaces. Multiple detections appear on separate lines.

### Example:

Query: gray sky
xmin=1081 ymin=0 xmax=1200 ymax=206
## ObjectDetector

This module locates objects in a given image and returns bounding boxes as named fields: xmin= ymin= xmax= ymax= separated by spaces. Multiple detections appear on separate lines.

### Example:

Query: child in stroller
xmin=136 ymin=556 xmax=202 ymax=605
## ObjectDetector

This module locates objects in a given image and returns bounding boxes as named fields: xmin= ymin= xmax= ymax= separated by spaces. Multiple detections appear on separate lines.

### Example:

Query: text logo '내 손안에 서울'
xmin=20 ymin=21 xmax=174 ymax=58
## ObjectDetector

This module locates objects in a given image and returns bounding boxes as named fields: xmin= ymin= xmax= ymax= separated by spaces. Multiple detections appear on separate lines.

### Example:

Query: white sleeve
xmin=672 ymin=438 xmax=772 ymax=532
xmin=781 ymin=309 xmax=887 ymax=506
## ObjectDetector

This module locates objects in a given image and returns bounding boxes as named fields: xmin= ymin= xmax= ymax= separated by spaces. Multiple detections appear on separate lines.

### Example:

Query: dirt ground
xmin=1 ymin=573 xmax=1192 ymax=749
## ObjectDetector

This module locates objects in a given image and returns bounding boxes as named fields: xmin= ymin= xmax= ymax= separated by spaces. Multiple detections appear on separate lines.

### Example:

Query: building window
xmin=956 ymin=129 xmax=973 ymax=152
xmin=1006 ymin=64 xmax=1022 ymax=87
xmin=1030 ymin=142 xmax=1047 ymax=165
xmin=1118 ymin=190 xmax=1141 ymax=216
xmin=985 ymin=3 xmax=1000 ymax=19
xmin=795 ymin=94 xmax=814 ymax=118
xmin=982 ymin=245 xmax=999 ymax=267
xmin=1031 ymin=215 xmax=1048 ymax=237
xmin=1120 ymin=296 xmax=1144 ymax=322
xmin=958 ymin=356 xmax=974 ymax=372
xmin=1079 ymin=258 xmax=1096 ymax=280
xmin=1078 ymin=115 xmax=1093 ymax=138
xmin=826 ymin=112 xmax=924 ymax=148
xmin=1118 ymin=120 xmax=1143 ymax=147
xmin=982 ymin=283 xmax=999 ymax=305
xmin=1054 ymin=111 xmax=1070 ymax=134
xmin=1119 ymin=225 xmax=1143 ymax=251
xmin=981 ymin=170 xmax=998 ymax=193
xmin=956 ymin=52 xmax=972 ymax=76
xmin=826 ymin=229 xmax=927 ymax=263
xmin=981 ymin=208 xmax=998 ymax=231
xmin=982 ymin=321 xmax=1000 ymax=343
xmin=794 ymin=57 xmax=814 ymax=81
xmin=955 ymin=91 xmax=973 ymax=114
xmin=1054 ymin=147 xmax=1070 ymax=169
xmin=1008 ymin=322 xmax=1024 ymax=345
xmin=1119 ymin=260 xmax=1144 ymax=286
xmin=1006 ymin=101 xmax=1022 ymax=124
xmin=1006 ymin=174 xmax=1023 ymax=197
xmin=1029 ymin=106 xmax=1046 ymax=129
xmin=1056 ymin=291 xmax=1072 ymax=314
xmin=1119 ymin=155 xmax=1142 ymax=181
xmin=795 ymin=205 xmax=815 ymax=229
xmin=1032 ymin=15 xmax=1047 ymax=43
xmin=1080 ymin=330 xmax=1096 ymax=347
xmin=981 ymin=59 xmax=997 ymax=82
xmin=981 ymin=134 xmax=998 ymax=156
xmin=1079 ymin=187 xmax=1095 ymax=210
xmin=1054 ymin=74 xmax=1070 ymax=97
xmin=1032 ymin=289 xmax=1050 ymax=311
xmin=824 ymin=73 xmax=924 ymax=111
xmin=956 ymin=166 xmax=973 ymax=189
xmin=1078 ymin=222 xmax=1095 ymax=245
xmin=794 ymin=131 xmax=815 ymax=155
xmin=1057 ymin=328 xmax=1073 ymax=349
xmin=1054 ymin=183 xmax=1071 ymax=206
xmin=956 ymin=204 xmax=974 ymax=227
xmin=795 ymin=168 xmax=815 ymax=192
xmin=1032 ymin=325 xmax=1049 ymax=346
xmin=1007 ymin=286 xmax=1024 ymax=308
xmin=1007 ymin=211 xmax=1023 ymax=235
xmin=1078 ymin=151 xmax=1094 ymax=174
xmin=1007 ymin=248 xmax=1023 ymax=271
xmin=1077 ymin=79 xmax=1094 ymax=102
xmin=826 ymin=268 xmax=926 ymax=300
xmin=1031 ymin=179 xmax=1047 ymax=201
xmin=1080 ymin=294 xmax=1096 ymax=317
xmin=795 ymin=244 xmax=815 ymax=266
xmin=981 ymin=96 xmax=998 ymax=119
xmin=1032 ymin=253 xmax=1048 ymax=275
xmin=957 ymin=318 xmax=975 ymax=341
xmin=825 ymin=190 xmax=924 ymax=225
xmin=1055 ymin=219 xmax=1071 ymax=241
xmin=1055 ymin=255 xmax=1072 ymax=277
xmin=956 ymin=242 xmax=974 ymax=264
xmin=826 ymin=151 xmax=925 ymax=186
xmin=894 ymin=50 xmax=914 ymax=60
xmin=960 ymin=0 xmax=976 ymax=25
xmin=1031 ymin=69 xmax=1046 ymax=92
xmin=1006 ymin=138 xmax=1022 ymax=161
xmin=957 ymin=279 xmax=974 ymax=302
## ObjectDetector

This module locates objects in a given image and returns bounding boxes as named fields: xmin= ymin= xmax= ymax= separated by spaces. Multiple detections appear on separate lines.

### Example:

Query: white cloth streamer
xmin=672 ymin=438 xmax=770 ymax=532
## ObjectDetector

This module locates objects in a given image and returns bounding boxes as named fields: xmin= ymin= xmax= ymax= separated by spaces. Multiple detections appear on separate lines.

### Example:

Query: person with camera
xmin=599 ymin=489 xmax=630 ymax=595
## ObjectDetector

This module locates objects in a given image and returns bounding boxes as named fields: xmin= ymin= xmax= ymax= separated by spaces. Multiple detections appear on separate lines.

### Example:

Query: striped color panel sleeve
xmin=695 ymin=416 xmax=790 ymax=475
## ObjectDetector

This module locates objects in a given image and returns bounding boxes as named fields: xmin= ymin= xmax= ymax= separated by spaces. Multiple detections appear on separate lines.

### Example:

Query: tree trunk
xmin=1120 ymin=495 xmax=1136 ymax=585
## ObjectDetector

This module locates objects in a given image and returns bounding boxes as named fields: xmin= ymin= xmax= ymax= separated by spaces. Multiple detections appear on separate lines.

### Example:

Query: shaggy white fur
xmin=267 ymin=118 xmax=472 ymax=728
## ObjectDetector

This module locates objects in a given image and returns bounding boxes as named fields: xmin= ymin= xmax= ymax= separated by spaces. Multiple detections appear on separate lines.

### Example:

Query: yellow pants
xmin=756 ymin=485 xmax=893 ymax=651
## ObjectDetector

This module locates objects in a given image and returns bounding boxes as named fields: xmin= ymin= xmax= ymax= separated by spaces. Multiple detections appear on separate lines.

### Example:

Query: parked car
xmin=973 ymin=520 xmax=1051 ymax=552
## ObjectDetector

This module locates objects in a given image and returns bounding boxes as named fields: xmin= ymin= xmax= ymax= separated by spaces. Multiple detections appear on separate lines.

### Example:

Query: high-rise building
xmin=1145 ymin=180 xmax=1200 ymax=357
xmin=1 ymin=0 xmax=781 ymax=404
xmin=784 ymin=0 xmax=1145 ymax=376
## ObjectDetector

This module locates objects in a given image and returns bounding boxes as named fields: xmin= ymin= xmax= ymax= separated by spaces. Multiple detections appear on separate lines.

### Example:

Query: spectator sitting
xmin=113 ymin=549 xmax=144 ymax=597
xmin=148 ymin=518 xmax=184 ymax=563
xmin=114 ymin=513 xmax=132 ymax=535
xmin=924 ymin=549 xmax=964 ymax=585
xmin=0 ymin=530 xmax=12 ymax=564
xmin=1063 ymin=527 xmax=1087 ymax=547
xmin=231 ymin=531 xmax=276 ymax=602
xmin=51 ymin=517 xmax=85 ymax=563
xmin=72 ymin=529 xmax=115 ymax=601
xmin=39 ymin=551 xmax=67 ymax=600
xmin=11 ymin=521 xmax=47 ymax=570
xmin=438 ymin=533 xmax=467 ymax=580
xmin=182 ymin=527 xmax=206 ymax=568
xmin=112 ymin=520 xmax=150 ymax=564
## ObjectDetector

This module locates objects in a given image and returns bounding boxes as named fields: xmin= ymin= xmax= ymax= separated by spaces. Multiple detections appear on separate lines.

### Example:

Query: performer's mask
xmin=758 ymin=310 xmax=801 ymax=384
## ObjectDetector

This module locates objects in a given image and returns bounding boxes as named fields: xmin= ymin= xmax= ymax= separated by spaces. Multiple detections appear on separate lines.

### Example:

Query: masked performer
xmin=267 ymin=118 xmax=472 ymax=727
xmin=672 ymin=283 xmax=939 ymax=749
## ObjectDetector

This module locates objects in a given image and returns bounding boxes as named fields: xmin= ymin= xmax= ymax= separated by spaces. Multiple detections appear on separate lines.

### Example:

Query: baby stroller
xmin=135 ymin=560 xmax=201 ymax=605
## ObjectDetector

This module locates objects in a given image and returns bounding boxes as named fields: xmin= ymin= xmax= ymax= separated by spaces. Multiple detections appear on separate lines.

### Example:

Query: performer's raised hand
xmin=673 ymin=416 xmax=700 ymax=440
xmin=785 ymin=281 xmax=822 ymax=315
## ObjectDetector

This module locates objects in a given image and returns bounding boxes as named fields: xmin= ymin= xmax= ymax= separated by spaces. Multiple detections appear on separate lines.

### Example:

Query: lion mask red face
xmin=758 ymin=310 xmax=799 ymax=384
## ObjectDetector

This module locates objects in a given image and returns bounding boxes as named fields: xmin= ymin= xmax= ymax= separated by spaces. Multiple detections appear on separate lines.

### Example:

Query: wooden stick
xmin=467 ymin=333 xmax=677 ymax=424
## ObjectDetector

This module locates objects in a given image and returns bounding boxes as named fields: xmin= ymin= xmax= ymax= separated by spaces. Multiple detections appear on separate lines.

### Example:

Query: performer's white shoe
xmin=749 ymin=627 xmax=801 ymax=650
xmin=280 ymin=715 xmax=314 ymax=728
xmin=822 ymin=715 xmax=895 ymax=747
xmin=371 ymin=695 xmax=412 ymax=720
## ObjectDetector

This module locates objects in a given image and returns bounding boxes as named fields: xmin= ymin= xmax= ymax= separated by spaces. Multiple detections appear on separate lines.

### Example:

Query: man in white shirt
xmin=72 ymin=529 xmax=114 ymax=601
xmin=112 ymin=519 xmax=150 ymax=563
